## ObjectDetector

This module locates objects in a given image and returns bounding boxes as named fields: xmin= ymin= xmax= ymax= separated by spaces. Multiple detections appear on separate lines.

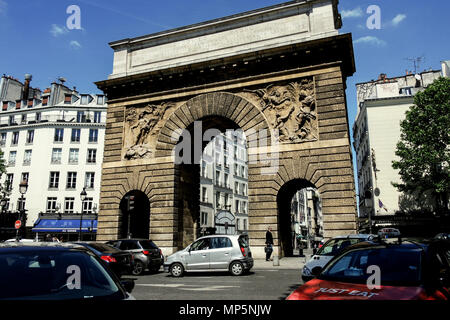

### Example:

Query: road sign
xmin=15 ymin=220 xmax=22 ymax=229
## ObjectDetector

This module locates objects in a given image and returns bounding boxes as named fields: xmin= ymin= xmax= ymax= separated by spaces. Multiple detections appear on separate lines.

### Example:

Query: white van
xmin=301 ymin=234 xmax=376 ymax=282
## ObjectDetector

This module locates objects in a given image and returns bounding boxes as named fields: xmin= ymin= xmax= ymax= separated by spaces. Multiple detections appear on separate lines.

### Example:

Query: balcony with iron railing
xmin=0 ymin=114 xmax=104 ymax=127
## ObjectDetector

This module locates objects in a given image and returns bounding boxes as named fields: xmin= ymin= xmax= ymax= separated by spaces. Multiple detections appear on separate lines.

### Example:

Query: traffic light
xmin=127 ymin=195 xmax=135 ymax=211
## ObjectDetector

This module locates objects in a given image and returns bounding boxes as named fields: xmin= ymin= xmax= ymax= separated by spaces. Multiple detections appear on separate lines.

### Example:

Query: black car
xmin=0 ymin=242 xmax=135 ymax=300
xmin=288 ymin=238 xmax=450 ymax=300
xmin=74 ymin=242 xmax=134 ymax=277
xmin=106 ymin=239 xmax=164 ymax=275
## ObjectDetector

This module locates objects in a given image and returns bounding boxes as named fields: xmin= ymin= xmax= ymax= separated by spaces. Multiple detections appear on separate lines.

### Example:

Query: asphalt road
xmin=125 ymin=268 xmax=303 ymax=300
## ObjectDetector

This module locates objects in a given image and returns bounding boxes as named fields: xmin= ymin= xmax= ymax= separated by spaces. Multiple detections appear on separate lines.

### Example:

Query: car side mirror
xmin=121 ymin=279 xmax=135 ymax=293
xmin=311 ymin=266 xmax=323 ymax=277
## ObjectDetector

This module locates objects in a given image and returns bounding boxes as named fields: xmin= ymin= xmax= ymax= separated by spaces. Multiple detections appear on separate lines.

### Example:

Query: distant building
xmin=291 ymin=188 xmax=323 ymax=249
xmin=199 ymin=130 xmax=248 ymax=236
xmin=0 ymin=74 xmax=107 ymax=239
xmin=353 ymin=62 xmax=449 ymax=222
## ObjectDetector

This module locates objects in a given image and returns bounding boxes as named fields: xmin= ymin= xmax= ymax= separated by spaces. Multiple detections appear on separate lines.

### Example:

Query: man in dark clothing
xmin=265 ymin=227 xmax=274 ymax=261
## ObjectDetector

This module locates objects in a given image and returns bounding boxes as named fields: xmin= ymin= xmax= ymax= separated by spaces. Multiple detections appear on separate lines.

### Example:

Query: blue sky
xmin=1 ymin=0 xmax=449 ymax=192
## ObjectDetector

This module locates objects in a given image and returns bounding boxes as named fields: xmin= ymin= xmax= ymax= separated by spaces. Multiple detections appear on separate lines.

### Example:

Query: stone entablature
xmin=108 ymin=0 xmax=341 ymax=79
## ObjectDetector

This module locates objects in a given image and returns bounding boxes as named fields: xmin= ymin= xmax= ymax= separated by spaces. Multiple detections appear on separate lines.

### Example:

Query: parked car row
xmin=288 ymin=229 xmax=450 ymax=300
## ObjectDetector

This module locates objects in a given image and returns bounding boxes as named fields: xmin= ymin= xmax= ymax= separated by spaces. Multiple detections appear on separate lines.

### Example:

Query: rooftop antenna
xmin=404 ymin=56 xmax=425 ymax=74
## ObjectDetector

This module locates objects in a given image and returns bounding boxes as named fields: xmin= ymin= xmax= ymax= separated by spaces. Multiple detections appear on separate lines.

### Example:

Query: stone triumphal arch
xmin=96 ymin=0 xmax=357 ymax=258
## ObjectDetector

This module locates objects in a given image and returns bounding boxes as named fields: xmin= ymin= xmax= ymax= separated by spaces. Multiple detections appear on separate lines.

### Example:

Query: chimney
xmin=23 ymin=74 xmax=32 ymax=100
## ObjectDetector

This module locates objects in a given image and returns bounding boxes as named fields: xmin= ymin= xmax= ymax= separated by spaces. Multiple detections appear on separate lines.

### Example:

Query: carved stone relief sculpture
xmin=244 ymin=78 xmax=318 ymax=143
xmin=124 ymin=102 xmax=173 ymax=160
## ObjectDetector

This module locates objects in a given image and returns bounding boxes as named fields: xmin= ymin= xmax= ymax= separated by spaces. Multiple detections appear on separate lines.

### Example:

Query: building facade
xmin=0 ymin=75 xmax=106 ymax=239
xmin=291 ymin=187 xmax=323 ymax=249
xmin=199 ymin=130 xmax=248 ymax=236
xmin=353 ymin=64 xmax=448 ymax=223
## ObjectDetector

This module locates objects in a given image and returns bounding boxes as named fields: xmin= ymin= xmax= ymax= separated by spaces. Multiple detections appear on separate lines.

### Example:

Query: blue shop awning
xmin=32 ymin=219 xmax=97 ymax=233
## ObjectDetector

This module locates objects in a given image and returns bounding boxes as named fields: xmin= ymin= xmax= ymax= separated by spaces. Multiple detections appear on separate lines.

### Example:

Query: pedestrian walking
xmin=265 ymin=227 xmax=274 ymax=261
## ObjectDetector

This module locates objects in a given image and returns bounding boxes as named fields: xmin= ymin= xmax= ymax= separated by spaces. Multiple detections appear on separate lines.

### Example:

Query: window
xmin=210 ymin=237 xmax=232 ymax=249
xmin=224 ymin=173 xmax=229 ymax=188
xmin=235 ymin=200 xmax=240 ymax=213
xmin=8 ymin=151 xmax=16 ymax=166
xmin=216 ymin=192 xmax=221 ymax=207
xmin=235 ymin=182 xmax=239 ymax=193
xmin=80 ymin=95 xmax=89 ymax=105
xmin=89 ymin=129 xmax=98 ymax=143
xmin=66 ymin=172 xmax=77 ymax=189
xmin=82 ymin=197 xmax=93 ymax=214
xmin=26 ymin=130 xmax=34 ymax=144
xmin=49 ymin=172 xmax=60 ymax=189
xmin=46 ymin=197 xmax=57 ymax=213
xmin=243 ymin=219 xmax=247 ymax=231
xmin=54 ymin=128 xmax=64 ymax=142
xmin=94 ymin=111 xmax=101 ymax=123
xmin=202 ymin=187 xmax=207 ymax=202
xmin=87 ymin=149 xmax=97 ymax=163
xmin=201 ymin=160 xmax=207 ymax=178
xmin=201 ymin=212 xmax=208 ymax=226
xmin=21 ymin=172 xmax=29 ymax=183
xmin=236 ymin=219 xmax=240 ymax=230
xmin=242 ymin=202 xmax=247 ymax=214
xmin=97 ymin=96 xmax=104 ymax=105
xmin=11 ymin=132 xmax=19 ymax=145
xmin=21 ymin=113 xmax=27 ymax=124
xmin=234 ymin=164 xmax=238 ymax=175
xmin=76 ymin=111 xmax=85 ymax=123
xmin=85 ymin=172 xmax=95 ymax=189
xmin=6 ymin=174 xmax=13 ymax=191
xmin=64 ymin=197 xmax=75 ymax=214
xmin=215 ymin=170 xmax=220 ymax=185
xmin=23 ymin=150 xmax=32 ymax=165
xmin=9 ymin=115 xmax=16 ymax=125
xmin=42 ymin=96 xmax=48 ymax=106
xmin=69 ymin=148 xmax=79 ymax=164
xmin=71 ymin=128 xmax=81 ymax=142
xmin=64 ymin=94 xmax=72 ymax=104
xmin=0 ymin=132 xmax=6 ymax=146
xmin=51 ymin=148 xmax=62 ymax=164
xmin=35 ymin=112 xmax=41 ymax=122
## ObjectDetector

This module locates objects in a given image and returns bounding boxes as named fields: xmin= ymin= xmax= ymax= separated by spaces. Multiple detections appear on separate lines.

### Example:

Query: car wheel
xmin=230 ymin=261 xmax=244 ymax=276
xmin=170 ymin=263 xmax=184 ymax=277
xmin=132 ymin=260 xmax=145 ymax=276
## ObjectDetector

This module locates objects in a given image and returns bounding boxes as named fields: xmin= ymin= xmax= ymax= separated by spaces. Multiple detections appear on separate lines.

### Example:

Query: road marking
xmin=179 ymin=285 xmax=239 ymax=291
xmin=136 ymin=284 xmax=184 ymax=288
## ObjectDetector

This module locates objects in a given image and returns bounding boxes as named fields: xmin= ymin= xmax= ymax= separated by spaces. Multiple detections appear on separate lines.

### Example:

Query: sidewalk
xmin=252 ymin=248 xmax=314 ymax=270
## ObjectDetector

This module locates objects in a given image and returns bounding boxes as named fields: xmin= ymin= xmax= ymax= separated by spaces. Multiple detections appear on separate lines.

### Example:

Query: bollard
xmin=273 ymin=255 xmax=280 ymax=266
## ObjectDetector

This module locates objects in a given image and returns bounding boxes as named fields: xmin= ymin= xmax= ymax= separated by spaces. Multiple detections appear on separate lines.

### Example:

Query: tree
xmin=392 ymin=77 xmax=450 ymax=215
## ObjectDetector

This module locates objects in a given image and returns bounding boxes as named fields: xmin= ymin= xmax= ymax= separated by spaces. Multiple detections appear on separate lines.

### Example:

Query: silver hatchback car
xmin=164 ymin=235 xmax=253 ymax=277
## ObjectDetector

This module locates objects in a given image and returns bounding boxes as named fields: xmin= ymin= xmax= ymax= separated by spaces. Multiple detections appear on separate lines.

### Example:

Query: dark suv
xmin=106 ymin=239 xmax=163 ymax=276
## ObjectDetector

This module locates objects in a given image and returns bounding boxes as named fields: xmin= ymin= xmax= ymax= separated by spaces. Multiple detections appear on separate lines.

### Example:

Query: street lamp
xmin=17 ymin=180 xmax=28 ymax=240
xmin=79 ymin=187 xmax=87 ymax=241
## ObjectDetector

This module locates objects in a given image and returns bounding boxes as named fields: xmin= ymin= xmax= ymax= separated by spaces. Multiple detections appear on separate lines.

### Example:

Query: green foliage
xmin=392 ymin=77 xmax=450 ymax=213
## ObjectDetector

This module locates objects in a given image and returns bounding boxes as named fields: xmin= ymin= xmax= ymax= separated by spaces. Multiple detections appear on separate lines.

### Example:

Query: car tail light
xmin=240 ymin=247 xmax=246 ymax=257
xmin=101 ymin=256 xmax=117 ymax=263
xmin=142 ymin=250 xmax=150 ymax=255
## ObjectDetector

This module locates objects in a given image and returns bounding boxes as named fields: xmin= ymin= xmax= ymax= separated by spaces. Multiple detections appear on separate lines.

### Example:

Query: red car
xmin=287 ymin=239 xmax=450 ymax=300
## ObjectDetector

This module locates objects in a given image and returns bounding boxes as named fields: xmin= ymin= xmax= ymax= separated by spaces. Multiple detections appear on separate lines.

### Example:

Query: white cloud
xmin=354 ymin=36 xmax=387 ymax=47
xmin=391 ymin=14 xmax=407 ymax=26
xmin=50 ymin=24 xmax=69 ymax=37
xmin=69 ymin=40 xmax=82 ymax=49
xmin=0 ymin=0 xmax=7 ymax=16
xmin=341 ymin=7 xmax=363 ymax=18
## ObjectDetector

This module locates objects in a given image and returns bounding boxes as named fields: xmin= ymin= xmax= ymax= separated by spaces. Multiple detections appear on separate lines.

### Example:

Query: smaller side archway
xmin=277 ymin=179 xmax=323 ymax=257
xmin=119 ymin=190 xmax=150 ymax=239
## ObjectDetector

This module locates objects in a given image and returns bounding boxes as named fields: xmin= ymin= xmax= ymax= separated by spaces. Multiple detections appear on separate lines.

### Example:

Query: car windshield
xmin=0 ymin=250 xmax=124 ymax=300
xmin=316 ymin=238 xmax=361 ymax=256
xmin=319 ymin=247 xmax=422 ymax=286
xmin=139 ymin=240 xmax=158 ymax=249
